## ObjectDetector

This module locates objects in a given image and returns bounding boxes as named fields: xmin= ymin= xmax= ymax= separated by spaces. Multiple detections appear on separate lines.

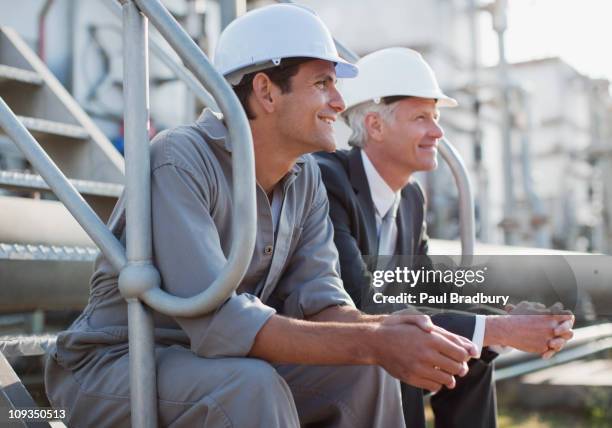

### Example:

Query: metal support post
xmin=103 ymin=0 xmax=219 ymax=110
xmin=119 ymin=2 xmax=158 ymax=426
xmin=493 ymin=0 xmax=518 ymax=244
xmin=132 ymin=0 xmax=257 ymax=317
xmin=467 ymin=0 xmax=490 ymax=242
xmin=218 ymin=0 xmax=246 ymax=30
xmin=517 ymin=89 xmax=549 ymax=247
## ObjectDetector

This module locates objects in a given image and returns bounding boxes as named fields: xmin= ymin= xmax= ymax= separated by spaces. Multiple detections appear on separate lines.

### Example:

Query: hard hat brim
xmin=334 ymin=58 xmax=359 ymax=79
xmin=224 ymin=55 xmax=358 ymax=86
xmin=437 ymin=96 xmax=458 ymax=108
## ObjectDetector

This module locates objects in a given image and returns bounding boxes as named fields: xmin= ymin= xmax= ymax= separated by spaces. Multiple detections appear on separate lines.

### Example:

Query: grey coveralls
xmin=45 ymin=110 xmax=405 ymax=427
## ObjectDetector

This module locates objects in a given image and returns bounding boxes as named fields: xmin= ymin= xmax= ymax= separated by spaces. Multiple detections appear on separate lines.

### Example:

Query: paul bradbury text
xmin=372 ymin=292 xmax=510 ymax=306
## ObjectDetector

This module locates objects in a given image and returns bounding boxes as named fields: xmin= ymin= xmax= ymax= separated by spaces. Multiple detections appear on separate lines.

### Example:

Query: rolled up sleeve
xmin=151 ymin=160 xmax=275 ymax=358
xmin=277 ymin=172 xmax=355 ymax=319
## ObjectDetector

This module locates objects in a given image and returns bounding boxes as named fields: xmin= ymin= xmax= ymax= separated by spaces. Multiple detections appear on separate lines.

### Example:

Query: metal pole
xmin=119 ymin=2 xmax=158 ymax=426
xmin=218 ymin=0 xmax=246 ymax=30
xmin=518 ymin=89 xmax=549 ymax=247
xmin=103 ymin=0 xmax=219 ymax=110
xmin=439 ymin=138 xmax=475 ymax=265
xmin=467 ymin=0 xmax=490 ymax=243
xmin=493 ymin=0 xmax=518 ymax=244
xmin=0 ymin=97 xmax=127 ymax=272
xmin=132 ymin=0 xmax=257 ymax=317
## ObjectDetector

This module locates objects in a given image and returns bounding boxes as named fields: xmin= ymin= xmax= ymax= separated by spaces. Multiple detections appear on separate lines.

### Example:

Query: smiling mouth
xmin=319 ymin=116 xmax=336 ymax=125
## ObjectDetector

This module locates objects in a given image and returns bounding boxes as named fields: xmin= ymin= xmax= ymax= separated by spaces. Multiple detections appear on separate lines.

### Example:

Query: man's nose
xmin=329 ymin=85 xmax=346 ymax=113
xmin=429 ymin=121 xmax=444 ymax=139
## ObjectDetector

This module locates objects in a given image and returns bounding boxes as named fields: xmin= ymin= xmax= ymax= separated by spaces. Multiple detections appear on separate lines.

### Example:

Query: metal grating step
xmin=0 ymin=333 xmax=57 ymax=357
xmin=0 ymin=64 xmax=43 ymax=86
xmin=14 ymin=115 xmax=89 ymax=140
xmin=0 ymin=242 xmax=99 ymax=262
xmin=0 ymin=170 xmax=123 ymax=197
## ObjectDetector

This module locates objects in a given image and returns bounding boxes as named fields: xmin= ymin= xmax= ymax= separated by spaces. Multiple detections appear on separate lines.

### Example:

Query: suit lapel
xmin=348 ymin=148 xmax=378 ymax=254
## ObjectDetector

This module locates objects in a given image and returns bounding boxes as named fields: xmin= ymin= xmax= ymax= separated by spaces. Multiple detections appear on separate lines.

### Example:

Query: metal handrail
xmin=116 ymin=1 xmax=257 ymax=425
xmin=276 ymin=0 xmax=476 ymax=264
xmin=439 ymin=138 xmax=476 ymax=264
xmin=128 ymin=0 xmax=257 ymax=317
xmin=102 ymin=0 xmax=219 ymax=110
xmin=0 ymin=97 xmax=127 ymax=272
xmin=2 ymin=0 xmax=257 ymax=424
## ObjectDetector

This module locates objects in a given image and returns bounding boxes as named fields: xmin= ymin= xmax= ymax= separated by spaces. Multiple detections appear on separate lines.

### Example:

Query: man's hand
xmin=485 ymin=302 xmax=574 ymax=357
xmin=376 ymin=313 xmax=478 ymax=393
xmin=505 ymin=301 xmax=575 ymax=359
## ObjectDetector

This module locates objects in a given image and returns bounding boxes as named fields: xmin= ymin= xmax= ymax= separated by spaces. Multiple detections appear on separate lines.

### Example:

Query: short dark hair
xmin=381 ymin=95 xmax=412 ymax=105
xmin=232 ymin=57 xmax=313 ymax=119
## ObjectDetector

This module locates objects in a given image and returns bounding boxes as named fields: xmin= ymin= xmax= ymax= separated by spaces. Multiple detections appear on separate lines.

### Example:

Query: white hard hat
xmin=339 ymin=47 xmax=457 ymax=111
xmin=213 ymin=4 xmax=358 ymax=85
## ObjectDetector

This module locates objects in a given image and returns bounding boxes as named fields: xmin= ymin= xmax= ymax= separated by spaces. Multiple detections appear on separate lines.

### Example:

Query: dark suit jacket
xmin=316 ymin=147 xmax=476 ymax=339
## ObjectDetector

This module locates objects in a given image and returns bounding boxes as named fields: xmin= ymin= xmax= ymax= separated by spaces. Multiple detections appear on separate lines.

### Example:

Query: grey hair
xmin=344 ymin=100 xmax=400 ymax=148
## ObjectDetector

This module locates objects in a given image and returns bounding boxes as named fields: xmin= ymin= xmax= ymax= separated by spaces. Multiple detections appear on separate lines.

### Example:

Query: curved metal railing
xmin=1 ymin=0 xmax=258 ymax=425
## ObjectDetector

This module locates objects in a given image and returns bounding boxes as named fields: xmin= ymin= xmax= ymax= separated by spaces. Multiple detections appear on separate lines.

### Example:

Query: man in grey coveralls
xmin=45 ymin=5 xmax=479 ymax=427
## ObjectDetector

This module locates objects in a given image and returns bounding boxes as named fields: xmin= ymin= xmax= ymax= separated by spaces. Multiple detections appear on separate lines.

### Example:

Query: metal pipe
xmin=126 ymin=298 xmax=157 ymax=427
xmin=467 ymin=0 xmax=490 ymax=243
xmin=496 ymin=323 xmax=612 ymax=368
xmin=439 ymin=138 xmax=476 ymax=265
xmin=218 ymin=0 xmax=246 ymax=30
xmin=102 ymin=0 xmax=219 ymax=110
xmin=119 ymin=2 xmax=158 ymax=426
xmin=517 ymin=89 xmax=549 ymax=247
xmin=37 ymin=0 xmax=55 ymax=61
xmin=0 ymin=97 xmax=127 ymax=272
xmin=122 ymin=4 xmax=152 ymax=264
xmin=492 ymin=0 xmax=518 ymax=244
xmin=128 ymin=0 xmax=257 ymax=317
xmin=495 ymin=337 xmax=612 ymax=381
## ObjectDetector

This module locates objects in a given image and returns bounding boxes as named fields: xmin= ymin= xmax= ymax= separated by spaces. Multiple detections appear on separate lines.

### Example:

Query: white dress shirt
xmin=361 ymin=151 xmax=488 ymax=356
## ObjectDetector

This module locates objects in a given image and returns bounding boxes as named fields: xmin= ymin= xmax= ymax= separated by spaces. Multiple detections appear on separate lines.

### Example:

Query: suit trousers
xmin=401 ymin=357 xmax=497 ymax=428
xmin=45 ymin=344 xmax=405 ymax=428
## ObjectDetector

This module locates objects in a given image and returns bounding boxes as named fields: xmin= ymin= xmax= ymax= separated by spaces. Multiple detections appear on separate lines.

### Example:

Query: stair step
xmin=0 ymin=64 xmax=42 ymax=86
xmin=0 ymin=170 xmax=123 ymax=197
xmin=0 ymin=242 xmax=99 ymax=262
xmin=14 ymin=115 xmax=89 ymax=140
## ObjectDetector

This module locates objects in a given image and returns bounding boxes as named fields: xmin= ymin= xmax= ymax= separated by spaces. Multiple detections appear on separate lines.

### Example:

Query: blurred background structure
xmin=0 ymin=1 xmax=611 ymax=426
xmin=3 ymin=0 xmax=610 ymax=253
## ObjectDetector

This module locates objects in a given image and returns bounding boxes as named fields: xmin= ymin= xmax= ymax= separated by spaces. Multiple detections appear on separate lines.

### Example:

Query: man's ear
xmin=251 ymin=72 xmax=279 ymax=114
xmin=364 ymin=112 xmax=385 ymax=143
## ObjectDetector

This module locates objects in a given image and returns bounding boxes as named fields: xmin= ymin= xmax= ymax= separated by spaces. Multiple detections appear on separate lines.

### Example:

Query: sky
xmin=480 ymin=0 xmax=612 ymax=81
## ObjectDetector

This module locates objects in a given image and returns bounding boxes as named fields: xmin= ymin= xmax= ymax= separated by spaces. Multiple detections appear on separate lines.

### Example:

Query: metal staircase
xmin=0 ymin=26 xmax=124 ymax=315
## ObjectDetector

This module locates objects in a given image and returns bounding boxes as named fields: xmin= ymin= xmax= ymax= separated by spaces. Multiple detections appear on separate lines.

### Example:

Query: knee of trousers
xmin=343 ymin=365 xmax=401 ymax=401
xmin=214 ymin=359 xmax=296 ymax=408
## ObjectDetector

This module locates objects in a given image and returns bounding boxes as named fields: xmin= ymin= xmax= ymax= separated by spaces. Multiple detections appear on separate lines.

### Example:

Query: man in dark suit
xmin=316 ymin=47 xmax=575 ymax=428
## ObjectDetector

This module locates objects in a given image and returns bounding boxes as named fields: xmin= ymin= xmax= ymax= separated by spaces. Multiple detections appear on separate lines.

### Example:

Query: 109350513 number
xmin=6 ymin=408 xmax=67 ymax=421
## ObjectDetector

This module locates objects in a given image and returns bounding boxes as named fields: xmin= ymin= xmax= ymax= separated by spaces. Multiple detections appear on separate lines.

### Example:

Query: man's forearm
xmin=483 ymin=315 xmax=508 ymax=347
xmin=249 ymin=313 xmax=379 ymax=365
xmin=307 ymin=304 xmax=386 ymax=323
